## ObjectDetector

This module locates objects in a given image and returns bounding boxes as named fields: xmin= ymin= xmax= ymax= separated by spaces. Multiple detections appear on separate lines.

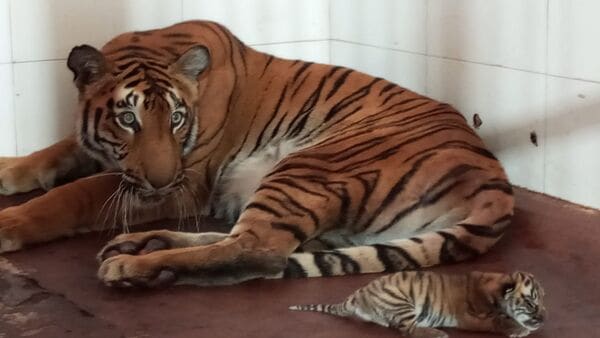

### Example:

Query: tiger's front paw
xmin=0 ymin=156 xmax=56 ymax=195
xmin=97 ymin=231 xmax=173 ymax=262
xmin=0 ymin=210 xmax=28 ymax=253
xmin=98 ymin=254 xmax=178 ymax=288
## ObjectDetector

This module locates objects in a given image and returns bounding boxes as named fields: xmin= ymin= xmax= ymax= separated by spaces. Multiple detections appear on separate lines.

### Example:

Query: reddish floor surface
xmin=0 ymin=188 xmax=599 ymax=338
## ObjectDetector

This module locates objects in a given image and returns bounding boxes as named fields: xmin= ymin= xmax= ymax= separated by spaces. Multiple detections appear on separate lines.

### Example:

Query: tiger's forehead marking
xmin=115 ymin=87 xmax=143 ymax=109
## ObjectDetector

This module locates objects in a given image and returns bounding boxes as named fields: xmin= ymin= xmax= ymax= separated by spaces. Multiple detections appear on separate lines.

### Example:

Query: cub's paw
xmin=0 ymin=157 xmax=56 ymax=195
xmin=97 ymin=231 xmax=173 ymax=262
xmin=97 ymin=254 xmax=178 ymax=288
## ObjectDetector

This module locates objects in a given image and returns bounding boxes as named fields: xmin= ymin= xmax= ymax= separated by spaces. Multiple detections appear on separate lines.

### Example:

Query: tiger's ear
xmin=171 ymin=45 xmax=210 ymax=80
xmin=67 ymin=45 xmax=108 ymax=90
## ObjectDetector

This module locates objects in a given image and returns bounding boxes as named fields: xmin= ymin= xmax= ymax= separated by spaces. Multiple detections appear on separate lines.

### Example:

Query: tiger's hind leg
xmin=285 ymin=187 xmax=514 ymax=277
xmin=0 ymin=137 xmax=98 ymax=195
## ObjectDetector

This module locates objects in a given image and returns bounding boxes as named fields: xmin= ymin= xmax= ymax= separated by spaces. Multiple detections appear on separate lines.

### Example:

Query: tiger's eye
xmin=171 ymin=111 xmax=184 ymax=125
xmin=119 ymin=111 xmax=136 ymax=125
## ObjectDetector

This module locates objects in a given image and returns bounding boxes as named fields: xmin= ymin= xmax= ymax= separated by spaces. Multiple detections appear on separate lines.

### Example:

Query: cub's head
xmin=500 ymin=271 xmax=546 ymax=330
xmin=67 ymin=44 xmax=211 ymax=203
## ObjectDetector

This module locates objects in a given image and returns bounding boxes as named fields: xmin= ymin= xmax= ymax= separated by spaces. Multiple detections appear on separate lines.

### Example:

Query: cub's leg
xmin=0 ymin=137 xmax=98 ymax=195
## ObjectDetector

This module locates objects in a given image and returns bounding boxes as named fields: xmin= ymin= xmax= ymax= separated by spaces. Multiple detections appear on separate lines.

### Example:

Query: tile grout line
xmin=7 ymin=0 xmax=17 ymax=156
xmin=424 ymin=0 xmax=429 ymax=96
xmin=249 ymin=38 xmax=330 ymax=47
xmin=330 ymin=39 xmax=600 ymax=86
xmin=542 ymin=0 xmax=551 ymax=195
xmin=328 ymin=0 xmax=332 ymax=64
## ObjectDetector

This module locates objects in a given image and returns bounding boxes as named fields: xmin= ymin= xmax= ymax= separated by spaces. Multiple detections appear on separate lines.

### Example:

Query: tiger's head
xmin=500 ymin=271 xmax=547 ymax=330
xmin=66 ymin=44 xmax=211 ymax=204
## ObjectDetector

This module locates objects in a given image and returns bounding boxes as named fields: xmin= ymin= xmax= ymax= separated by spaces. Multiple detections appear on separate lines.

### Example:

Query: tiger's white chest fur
xmin=211 ymin=139 xmax=301 ymax=221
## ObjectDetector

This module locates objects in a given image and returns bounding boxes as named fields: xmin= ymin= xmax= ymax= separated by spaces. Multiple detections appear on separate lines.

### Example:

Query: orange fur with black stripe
xmin=0 ymin=21 xmax=514 ymax=287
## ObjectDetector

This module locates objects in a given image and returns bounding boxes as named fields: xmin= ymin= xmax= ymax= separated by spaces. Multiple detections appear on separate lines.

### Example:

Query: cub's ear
xmin=171 ymin=45 xmax=210 ymax=80
xmin=502 ymin=282 xmax=516 ymax=297
xmin=67 ymin=45 xmax=108 ymax=90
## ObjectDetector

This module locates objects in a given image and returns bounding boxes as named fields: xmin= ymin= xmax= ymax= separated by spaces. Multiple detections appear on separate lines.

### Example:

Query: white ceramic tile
xmin=548 ymin=0 xmax=600 ymax=82
xmin=13 ymin=61 xmax=77 ymax=155
xmin=11 ymin=0 xmax=183 ymax=62
xmin=0 ymin=0 xmax=11 ymax=63
xmin=427 ymin=57 xmax=546 ymax=191
xmin=545 ymin=77 xmax=600 ymax=209
xmin=182 ymin=0 xmax=329 ymax=45
xmin=330 ymin=41 xmax=426 ymax=95
xmin=252 ymin=40 xmax=330 ymax=64
xmin=427 ymin=0 xmax=547 ymax=73
xmin=0 ymin=64 xmax=16 ymax=155
xmin=331 ymin=0 xmax=427 ymax=53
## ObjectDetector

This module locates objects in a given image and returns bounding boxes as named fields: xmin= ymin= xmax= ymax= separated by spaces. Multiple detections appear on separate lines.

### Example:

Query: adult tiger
xmin=0 ymin=21 xmax=514 ymax=287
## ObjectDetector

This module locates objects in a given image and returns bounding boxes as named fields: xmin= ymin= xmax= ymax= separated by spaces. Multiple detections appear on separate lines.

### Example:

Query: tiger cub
xmin=289 ymin=271 xmax=546 ymax=338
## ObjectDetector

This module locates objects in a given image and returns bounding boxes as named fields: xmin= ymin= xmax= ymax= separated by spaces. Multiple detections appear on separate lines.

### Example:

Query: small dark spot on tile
xmin=577 ymin=93 xmax=586 ymax=99
xmin=530 ymin=131 xmax=538 ymax=147
xmin=79 ymin=309 xmax=95 ymax=318
xmin=472 ymin=113 xmax=483 ymax=129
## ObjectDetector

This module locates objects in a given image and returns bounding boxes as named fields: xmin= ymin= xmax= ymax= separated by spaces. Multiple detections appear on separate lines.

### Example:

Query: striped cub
xmin=290 ymin=271 xmax=546 ymax=338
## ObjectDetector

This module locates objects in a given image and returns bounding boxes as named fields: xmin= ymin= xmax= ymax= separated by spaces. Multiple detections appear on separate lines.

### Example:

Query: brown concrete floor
xmin=0 ymin=188 xmax=599 ymax=338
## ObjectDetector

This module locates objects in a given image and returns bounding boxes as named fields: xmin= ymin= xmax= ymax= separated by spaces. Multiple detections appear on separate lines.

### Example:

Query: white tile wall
xmin=330 ymin=0 xmax=427 ymax=53
xmin=0 ymin=64 xmax=15 ymax=156
xmin=548 ymin=0 xmax=600 ymax=82
xmin=13 ymin=61 xmax=78 ymax=155
xmin=183 ymin=0 xmax=329 ymax=45
xmin=330 ymin=41 xmax=426 ymax=94
xmin=252 ymin=41 xmax=330 ymax=64
xmin=545 ymin=77 xmax=600 ymax=208
xmin=0 ymin=0 xmax=11 ymax=63
xmin=11 ymin=0 xmax=183 ymax=62
xmin=427 ymin=0 xmax=547 ymax=73
xmin=0 ymin=0 xmax=599 ymax=208
xmin=427 ymin=57 xmax=547 ymax=192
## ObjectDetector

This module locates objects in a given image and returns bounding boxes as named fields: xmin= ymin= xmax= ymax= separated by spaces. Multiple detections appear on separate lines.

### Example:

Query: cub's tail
xmin=289 ymin=302 xmax=352 ymax=317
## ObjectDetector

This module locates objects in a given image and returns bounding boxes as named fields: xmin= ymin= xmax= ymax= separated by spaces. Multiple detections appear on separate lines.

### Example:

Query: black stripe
xmin=438 ymin=231 xmax=480 ymax=263
xmin=271 ymin=222 xmax=308 ymax=242
xmin=458 ymin=223 xmax=506 ymax=238
xmin=466 ymin=181 xmax=513 ymax=199
xmin=379 ymin=83 xmax=396 ymax=94
xmin=324 ymin=78 xmax=381 ymax=122
xmin=250 ymin=83 xmax=289 ymax=154
xmin=163 ymin=32 xmax=192 ymax=38
xmin=373 ymin=244 xmax=420 ymax=272
xmin=283 ymin=257 xmax=307 ymax=278
xmin=270 ymin=178 xmax=329 ymax=199
xmin=260 ymin=55 xmax=275 ymax=78
xmin=325 ymin=69 xmax=353 ymax=100
xmin=292 ymin=62 xmax=313 ymax=82
xmin=107 ymin=45 xmax=164 ymax=57
xmin=245 ymin=202 xmax=283 ymax=217
xmin=313 ymin=251 xmax=360 ymax=276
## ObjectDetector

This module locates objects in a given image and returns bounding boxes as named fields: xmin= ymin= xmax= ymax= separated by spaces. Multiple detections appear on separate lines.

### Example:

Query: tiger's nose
xmin=145 ymin=170 xmax=179 ymax=189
